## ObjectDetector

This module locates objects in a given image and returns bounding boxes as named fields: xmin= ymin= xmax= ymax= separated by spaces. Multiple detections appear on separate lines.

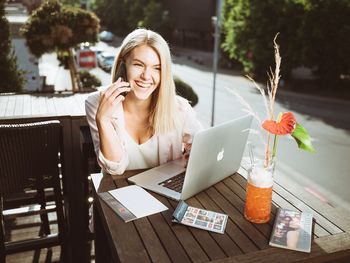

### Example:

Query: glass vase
xmin=244 ymin=159 xmax=275 ymax=224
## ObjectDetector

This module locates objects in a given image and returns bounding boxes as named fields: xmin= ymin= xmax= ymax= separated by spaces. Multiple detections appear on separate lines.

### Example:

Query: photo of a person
xmin=271 ymin=223 xmax=287 ymax=246
xmin=214 ymin=215 xmax=224 ymax=225
xmin=271 ymin=212 xmax=302 ymax=249
xmin=286 ymin=214 xmax=301 ymax=249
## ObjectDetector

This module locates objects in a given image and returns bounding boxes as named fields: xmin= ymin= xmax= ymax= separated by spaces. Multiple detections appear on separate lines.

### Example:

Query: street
xmin=41 ymin=41 xmax=350 ymax=215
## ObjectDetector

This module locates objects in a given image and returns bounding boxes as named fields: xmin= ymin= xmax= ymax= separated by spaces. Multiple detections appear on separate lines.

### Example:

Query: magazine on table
xmin=269 ymin=208 xmax=313 ymax=253
xmin=172 ymin=201 xmax=228 ymax=234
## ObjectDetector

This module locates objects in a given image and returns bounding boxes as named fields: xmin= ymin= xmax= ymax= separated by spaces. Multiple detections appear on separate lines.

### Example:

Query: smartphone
xmin=114 ymin=61 xmax=129 ymax=97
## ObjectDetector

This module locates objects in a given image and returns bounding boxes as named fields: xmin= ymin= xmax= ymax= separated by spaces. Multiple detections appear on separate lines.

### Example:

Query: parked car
xmin=97 ymin=52 xmax=115 ymax=72
xmin=99 ymin=31 xmax=114 ymax=42
xmin=89 ymin=46 xmax=103 ymax=56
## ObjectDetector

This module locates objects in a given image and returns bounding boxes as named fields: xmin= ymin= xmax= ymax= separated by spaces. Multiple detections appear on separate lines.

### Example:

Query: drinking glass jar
xmin=244 ymin=160 xmax=275 ymax=224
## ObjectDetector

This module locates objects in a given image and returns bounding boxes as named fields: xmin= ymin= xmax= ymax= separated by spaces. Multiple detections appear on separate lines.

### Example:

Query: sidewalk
xmin=172 ymin=46 xmax=213 ymax=69
xmin=39 ymin=53 xmax=72 ymax=92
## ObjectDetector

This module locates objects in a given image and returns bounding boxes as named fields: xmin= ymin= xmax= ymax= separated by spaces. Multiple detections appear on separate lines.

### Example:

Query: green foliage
xmin=138 ymin=0 xmax=171 ymax=38
xmin=174 ymin=76 xmax=198 ymax=107
xmin=79 ymin=70 xmax=101 ymax=89
xmin=22 ymin=0 xmax=100 ymax=57
xmin=60 ymin=0 xmax=80 ymax=7
xmin=291 ymin=123 xmax=315 ymax=153
xmin=94 ymin=0 xmax=128 ymax=35
xmin=124 ymin=0 xmax=147 ymax=31
xmin=221 ymin=0 xmax=350 ymax=85
xmin=222 ymin=0 xmax=305 ymax=79
xmin=301 ymin=0 xmax=350 ymax=86
xmin=0 ymin=0 xmax=24 ymax=93
xmin=94 ymin=0 xmax=171 ymax=38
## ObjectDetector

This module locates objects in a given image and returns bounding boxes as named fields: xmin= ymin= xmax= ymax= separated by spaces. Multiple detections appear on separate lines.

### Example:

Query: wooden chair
xmin=0 ymin=120 xmax=67 ymax=262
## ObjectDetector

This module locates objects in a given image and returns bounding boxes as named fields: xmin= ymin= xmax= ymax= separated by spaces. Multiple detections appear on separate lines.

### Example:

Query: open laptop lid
xmin=180 ymin=114 xmax=253 ymax=200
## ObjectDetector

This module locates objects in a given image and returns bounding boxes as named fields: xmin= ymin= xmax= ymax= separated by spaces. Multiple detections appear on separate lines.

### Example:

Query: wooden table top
xmin=92 ymin=167 xmax=350 ymax=263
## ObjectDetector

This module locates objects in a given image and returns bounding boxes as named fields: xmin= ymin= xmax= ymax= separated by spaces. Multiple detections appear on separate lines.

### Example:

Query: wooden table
xmin=0 ymin=93 xmax=94 ymax=262
xmin=92 ymin=167 xmax=350 ymax=263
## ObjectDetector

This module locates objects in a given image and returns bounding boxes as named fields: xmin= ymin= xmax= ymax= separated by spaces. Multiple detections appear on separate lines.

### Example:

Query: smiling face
xmin=124 ymin=44 xmax=161 ymax=102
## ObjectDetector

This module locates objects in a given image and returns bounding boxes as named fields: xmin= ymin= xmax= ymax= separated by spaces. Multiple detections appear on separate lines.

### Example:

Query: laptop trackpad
xmin=154 ymin=162 xmax=185 ymax=175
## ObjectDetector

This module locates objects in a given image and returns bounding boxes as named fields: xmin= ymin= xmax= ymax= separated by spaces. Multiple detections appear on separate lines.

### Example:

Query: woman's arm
xmin=85 ymin=79 xmax=131 ymax=174
xmin=180 ymin=96 xmax=203 ymax=157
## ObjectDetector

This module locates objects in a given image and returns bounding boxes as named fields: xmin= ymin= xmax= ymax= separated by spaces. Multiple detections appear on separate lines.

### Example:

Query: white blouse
xmin=85 ymin=89 xmax=203 ymax=175
xmin=124 ymin=131 xmax=159 ymax=170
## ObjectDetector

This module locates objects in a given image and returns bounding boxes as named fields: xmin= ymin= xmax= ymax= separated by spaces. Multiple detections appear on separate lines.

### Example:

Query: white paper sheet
xmin=109 ymin=185 xmax=168 ymax=219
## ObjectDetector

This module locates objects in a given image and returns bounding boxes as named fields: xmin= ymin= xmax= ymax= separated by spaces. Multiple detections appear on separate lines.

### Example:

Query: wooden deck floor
xmin=4 ymin=212 xmax=95 ymax=262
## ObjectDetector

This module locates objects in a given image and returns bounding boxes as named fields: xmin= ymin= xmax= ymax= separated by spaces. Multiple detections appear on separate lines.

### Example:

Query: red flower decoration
xmin=262 ymin=112 xmax=297 ymax=135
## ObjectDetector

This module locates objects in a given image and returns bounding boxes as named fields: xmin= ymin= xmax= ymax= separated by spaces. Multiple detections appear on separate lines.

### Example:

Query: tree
xmin=222 ymin=0 xmax=305 ymax=80
xmin=301 ymin=0 xmax=350 ymax=88
xmin=21 ymin=0 xmax=100 ymax=92
xmin=0 ymin=0 xmax=25 ymax=93
xmin=138 ymin=0 xmax=172 ymax=39
xmin=94 ymin=0 xmax=171 ymax=38
xmin=94 ymin=0 xmax=129 ymax=35
xmin=221 ymin=0 xmax=350 ymax=89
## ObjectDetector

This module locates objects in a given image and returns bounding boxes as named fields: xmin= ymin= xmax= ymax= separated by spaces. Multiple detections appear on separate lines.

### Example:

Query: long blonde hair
xmin=111 ymin=28 xmax=179 ymax=134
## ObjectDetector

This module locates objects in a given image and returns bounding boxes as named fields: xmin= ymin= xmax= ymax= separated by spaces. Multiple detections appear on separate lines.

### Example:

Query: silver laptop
xmin=128 ymin=115 xmax=253 ymax=200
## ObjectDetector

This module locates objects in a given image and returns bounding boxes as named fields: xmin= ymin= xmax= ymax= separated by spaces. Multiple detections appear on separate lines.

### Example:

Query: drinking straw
xmin=248 ymin=142 xmax=255 ymax=165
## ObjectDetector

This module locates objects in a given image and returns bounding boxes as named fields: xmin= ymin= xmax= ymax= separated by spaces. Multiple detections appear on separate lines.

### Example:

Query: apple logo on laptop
xmin=217 ymin=148 xmax=224 ymax=162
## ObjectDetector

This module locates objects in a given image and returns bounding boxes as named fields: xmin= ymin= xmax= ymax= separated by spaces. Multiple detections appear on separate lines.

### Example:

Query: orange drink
xmin=244 ymin=182 xmax=273 ymax=223
xmin=244 ymin=160 xmax=274 ymax=224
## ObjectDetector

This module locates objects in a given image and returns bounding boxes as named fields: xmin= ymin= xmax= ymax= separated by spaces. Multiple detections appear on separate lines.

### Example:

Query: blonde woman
xmin=85 ymin=28 xmax=202 ymax=175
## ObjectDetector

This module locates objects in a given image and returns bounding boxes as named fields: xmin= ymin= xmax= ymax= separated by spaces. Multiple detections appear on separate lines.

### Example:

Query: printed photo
xmin=185 ymin=212 xmax=196 ymax=219
xmin=214 ymin=224 xmax=222 ymax=231
xmin=270 ymin=222 xmax=288 ymax=246
xmin=197 ymin=214 xmax=214 ymax=223
xmin=277 ymin=212 xmax=301 ymax=249
xmin=198 ymin=210 xmax=208 ymax=216
xmin=269 ymin=209 xmax=312 ymax=253
xmin=207 ymin=211 xmax=216 ymax=219
xmin=188 ymin=207 xmax=198 ymax=214
xmin=214 ymin=214 xmax=225 ymax=225
xmin=194 ymin=220 xmax=208 ymax=227
xmin=182 ymin=217 xmax=194 ymax=224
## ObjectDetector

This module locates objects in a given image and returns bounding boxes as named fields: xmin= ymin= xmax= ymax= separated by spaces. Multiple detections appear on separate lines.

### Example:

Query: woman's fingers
xmin=103 ymin=77 xmax=121 ymax=97
xmin=110 ymin=86 xmax=131 ymax=100
xmin=104 ymin=77 xmax=130 ymax=98
xmin=98 ymin=84 xmax=131 ymax=118
xmin=97 ymin=78 xmax=131 ymax=121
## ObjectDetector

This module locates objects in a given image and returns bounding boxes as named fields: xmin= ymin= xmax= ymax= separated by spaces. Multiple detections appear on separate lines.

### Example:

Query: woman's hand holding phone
xmin=96 ymin=77 xmax=131 ymax=124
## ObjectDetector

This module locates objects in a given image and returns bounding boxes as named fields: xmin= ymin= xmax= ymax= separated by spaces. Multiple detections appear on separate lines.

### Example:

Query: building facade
xmin=164 ymin=0 xmax=216 ymax=51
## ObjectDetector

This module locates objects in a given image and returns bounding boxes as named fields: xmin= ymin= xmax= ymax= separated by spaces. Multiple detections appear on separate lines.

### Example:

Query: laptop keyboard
xmin=158 ymin=172 xmax=186 ymax=193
